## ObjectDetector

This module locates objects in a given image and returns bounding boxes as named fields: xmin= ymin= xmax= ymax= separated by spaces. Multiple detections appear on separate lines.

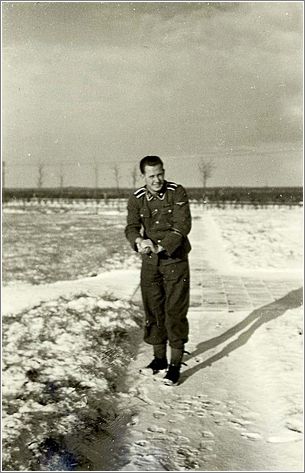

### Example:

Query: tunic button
xmin=157 ymin=240 xmax=161 ymax=243
xmin=156 ymin=221 xmax=159 ymax=224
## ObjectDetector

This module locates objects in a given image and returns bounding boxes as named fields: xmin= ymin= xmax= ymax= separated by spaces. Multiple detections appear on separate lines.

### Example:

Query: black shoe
xmin=140 ymin=357 xmax=168 ymax=375
xmin=163 ymin=364 xmax=181 ymax=385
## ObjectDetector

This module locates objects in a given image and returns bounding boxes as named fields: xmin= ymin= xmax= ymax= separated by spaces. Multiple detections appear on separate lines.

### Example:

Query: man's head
xmin=140 ymin=156 xmax=165 ymax=195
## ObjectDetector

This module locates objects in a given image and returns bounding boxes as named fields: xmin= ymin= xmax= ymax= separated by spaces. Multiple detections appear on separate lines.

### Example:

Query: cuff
xmin=127 ymin=233 xmax=142 ymax=252
xmin=160 ymin=232 xmax=183 ymax=256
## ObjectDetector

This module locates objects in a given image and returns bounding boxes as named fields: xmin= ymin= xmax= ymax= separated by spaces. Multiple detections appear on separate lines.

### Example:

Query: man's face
xmin=142 ymin=164 xmax=165 ymax=194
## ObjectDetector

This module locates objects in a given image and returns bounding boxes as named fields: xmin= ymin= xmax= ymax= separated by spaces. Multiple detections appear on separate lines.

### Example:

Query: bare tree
xmin=37 ymin=161 xmax=45 ymax=188
xmin=113 ymin=164 xmax=120 ymax=195
xmin=198 ymin=159 xmax=215 ymax=196
xmin=131 ymin=164 xmax=138 ymax=188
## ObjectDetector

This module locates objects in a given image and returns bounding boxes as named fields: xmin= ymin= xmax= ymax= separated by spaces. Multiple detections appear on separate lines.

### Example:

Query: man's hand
xmin=141 ymin=239 xmax=155 ymax=254
xmin=152 ymin=244 xmax=165 ymax=254
xmin=135 ymin=238 xmax=165 ymax=255
xmin=136 ymin=237 xmax=155 ymax=254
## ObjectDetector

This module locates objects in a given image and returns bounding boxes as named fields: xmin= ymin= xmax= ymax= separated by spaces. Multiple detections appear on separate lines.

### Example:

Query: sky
xmin=2 ymin=1 xmax=303 ymax=188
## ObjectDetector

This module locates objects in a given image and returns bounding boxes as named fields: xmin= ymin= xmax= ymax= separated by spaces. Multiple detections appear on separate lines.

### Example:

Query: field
xmin=2 ymin=206 xmax=139 ymax=286
xmin=2 ymin=201 xmax=303 ymax=471
xmin=3 ymin=202 xmax=303 ymax=286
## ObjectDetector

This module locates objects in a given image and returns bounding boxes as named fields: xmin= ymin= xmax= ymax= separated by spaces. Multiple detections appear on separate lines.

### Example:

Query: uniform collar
xmin=145 ymin=181 xmax=167 ymax=201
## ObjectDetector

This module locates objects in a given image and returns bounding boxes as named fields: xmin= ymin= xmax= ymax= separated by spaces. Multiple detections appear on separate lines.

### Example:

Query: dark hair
xmin=140 ymin=155 xmax=164 ymax=174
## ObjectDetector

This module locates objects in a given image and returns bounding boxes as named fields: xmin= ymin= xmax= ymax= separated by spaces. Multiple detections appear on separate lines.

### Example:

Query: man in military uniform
xmin=125 ymin=155 xmax=192 ymax=385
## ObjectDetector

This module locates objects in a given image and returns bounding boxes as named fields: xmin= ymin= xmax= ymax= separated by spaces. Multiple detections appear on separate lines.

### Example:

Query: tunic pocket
xmin=160 ymin=205 xmax=173 ymax=215
xmin=160 ymin=205 xmax=173 ymax=225
xmin=140 ymin=207 xmax=151 ymax=219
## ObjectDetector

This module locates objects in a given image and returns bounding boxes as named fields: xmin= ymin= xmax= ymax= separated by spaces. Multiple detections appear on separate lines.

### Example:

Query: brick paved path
xmin=188 ymin=212 xmax=301 ymax=312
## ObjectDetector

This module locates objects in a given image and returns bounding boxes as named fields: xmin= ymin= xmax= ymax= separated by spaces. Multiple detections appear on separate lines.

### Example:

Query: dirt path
xmin=115 ymin=214 xmax=303 ymax=471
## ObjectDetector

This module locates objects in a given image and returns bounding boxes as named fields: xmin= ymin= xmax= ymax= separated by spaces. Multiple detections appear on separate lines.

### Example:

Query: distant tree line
xmin=2 ymin=186 xmax=302 ymax=205
xmin=3 ymin=158 xmax=301 ymax=206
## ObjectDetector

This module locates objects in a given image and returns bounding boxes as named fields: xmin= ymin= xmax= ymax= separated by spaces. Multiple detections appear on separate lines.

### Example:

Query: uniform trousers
xmin=140 ymin=258 xmax=190 ymax=350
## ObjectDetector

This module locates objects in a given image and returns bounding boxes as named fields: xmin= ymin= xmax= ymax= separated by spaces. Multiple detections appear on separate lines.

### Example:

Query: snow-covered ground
xmin=2 ymin=205 xmax=139 ymax=285
xmin=2 ymin=293 xmax=143 ymax=470
xmin=116 ymin=206 xmax=303 ymax=472
xmin=2 ymin=205 xmax=143 ymax=470
xmin=2 ymin=203 xmax=303 ymax=471
xmin=211 ymin=206 xmax=303 ymax=272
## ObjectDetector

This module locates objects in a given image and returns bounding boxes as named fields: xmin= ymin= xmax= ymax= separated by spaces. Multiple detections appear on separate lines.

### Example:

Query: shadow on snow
xmin=180 ymin=287 xmax=303 ymax=384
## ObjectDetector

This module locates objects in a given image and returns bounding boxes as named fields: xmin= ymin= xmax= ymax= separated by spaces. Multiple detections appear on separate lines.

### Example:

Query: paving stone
xmin=188 ymin=248 xmax=301 ymax=322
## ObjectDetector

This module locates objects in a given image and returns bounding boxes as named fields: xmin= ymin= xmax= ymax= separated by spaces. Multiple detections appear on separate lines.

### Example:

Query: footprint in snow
xmin=153 ymin=411 xmax=166 ymax=419
xmin=229 ymin=418 xmax=253 ymax=429
xmin=133 ymin=455 xmax=164 ymax=469
xmin=157 ymin=404 xmax=170 ymax=410
xmin=241 ymin=432 xmax=262 ymax=441
xmin=150 ymin=434 xmax=169 ymax=442
xmin=211 ymin=411 xmax=226 ymax=425
xmin=176 ymin=435 xmax=191 ymax=444
xmin=127 ymin=415 xmax=139 ymax=426
xmin=147 ymin=426 xmax=167 ymax=434
xmin=176 ymin=446 xmax=196 ymax=456
xmin=176 ymin=399 xmax=194 ymax=405
xmin=134 ymin=440 xmax=149 ymax=447
xmin=176 ymin=403 xmax=193 ymax=410
xmin=202 ymin=431 xmax=215 ymax=438
xmin=213 ymin=419 xmax=225 ymax=425
xmin=286 ymin=419 xmax=303 ymax=434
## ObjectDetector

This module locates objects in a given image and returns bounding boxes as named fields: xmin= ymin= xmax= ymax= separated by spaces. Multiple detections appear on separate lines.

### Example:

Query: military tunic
xmin=125 ymin=180 xmax=192 ymax=349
